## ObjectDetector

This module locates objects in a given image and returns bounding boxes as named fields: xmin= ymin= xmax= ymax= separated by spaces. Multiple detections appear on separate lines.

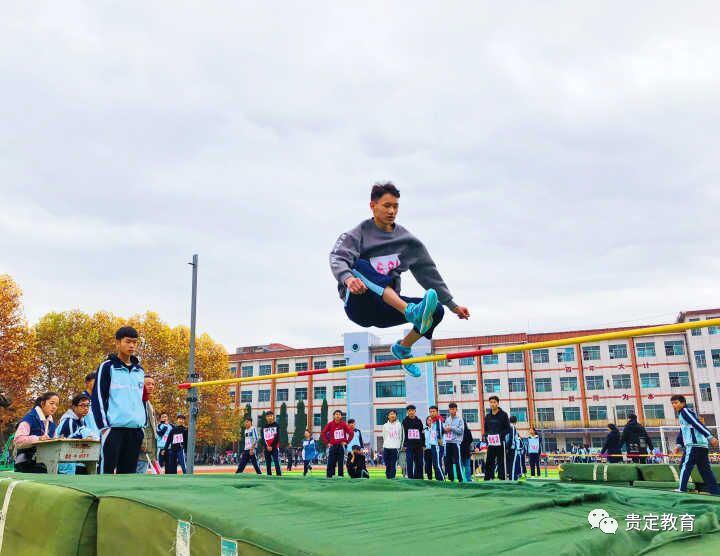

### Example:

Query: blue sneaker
xmin=404 ymin=289 xmax=438 ymax=335
xmin=391 ymin=342 xmax=421 ymax=378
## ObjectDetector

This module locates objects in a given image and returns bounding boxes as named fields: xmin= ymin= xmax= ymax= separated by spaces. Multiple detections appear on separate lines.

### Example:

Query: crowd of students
xmin=11 ymin=326 xmax=191 ymax=476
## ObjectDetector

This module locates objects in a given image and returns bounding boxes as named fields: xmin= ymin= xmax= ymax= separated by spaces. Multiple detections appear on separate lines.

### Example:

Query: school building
xmin=227 ymin=308 xmax=720 ymax=452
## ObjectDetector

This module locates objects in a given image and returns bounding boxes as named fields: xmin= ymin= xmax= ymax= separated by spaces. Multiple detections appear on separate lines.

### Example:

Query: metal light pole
xmin=186 ymin=254 xmax=199 ymax=474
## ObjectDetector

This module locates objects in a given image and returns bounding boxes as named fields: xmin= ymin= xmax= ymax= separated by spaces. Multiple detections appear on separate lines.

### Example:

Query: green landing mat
xmin=1 ymin=473 xmax=720 ymax=555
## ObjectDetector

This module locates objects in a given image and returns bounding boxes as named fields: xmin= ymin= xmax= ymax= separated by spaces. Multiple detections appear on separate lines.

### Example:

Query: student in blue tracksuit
xmin=508 ymin=416 xmax=523 ymax=482
xmin=526 ymin=427 xmax=542 ymax=477
xmin=156 ymin=412 xmax=173 ymax=468
xmin=56 ymin=393 xmax=98 ymax=474
xmin=13 ymin=392 xmax=60 ymax=473
xmin=302 ymin=429 xmax=317 ymax=476
xmin=427 ymin=405 xmax=445 ymax=481
xmin=91 ymin=326 xmax=146 ymax=474
xmin=236 ymin=417 xmax=262 ymax=474
xmin=82 ymin=372 xmax=99 ymax=436
xmin=163 ymin=415 xmax=188 ymax=474
xmin=671 ymin=395 xmax=720 ymax=495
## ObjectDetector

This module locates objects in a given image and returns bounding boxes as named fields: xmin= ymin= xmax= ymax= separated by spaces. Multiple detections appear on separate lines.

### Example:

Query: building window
xmin=534 ymin=378 xmax=552 ymax=393
xmin=229 ymin=366 xmax=237 ymax=373
xmin=582 ymin=346 xmax=600 ymax=361
xmin=694 ymin=350 xmax=708 ymax=368
xmin=295 ymin=362 xmax=308 ymax=372
xmin=664 ymin=341 xmax=685 ymax=356
xmin=508 ymin=378 xmax=526 ymax=392
xmin=460 ymin=357 xmax=476 ymax=366
xmin=374 ymin=354 xmax=401 ymax=371
xmin=591 ymin=437 xmax=605 ymax=449
xmin=314 ymin=386 xmax=326 ymax=400
xmin=376 ymin=408 xmax=407 ymax=424
xmin=709 ymin=324 xmax=720 ymax=335
xmin=375 ymin=380 xmax=406 ymax=398
xmin=484 ymin=379 xmax=501 ymax=393
xmin=277 ymin=363 xmax=289 ymax=373
xmin=585 ymin=376 xmax=604 ymax=390
xmin=713 ymin=349 xmax=720 ymax=368
xmin=538 ymin=437 xmax=555 ymax=452
xmin=635 ymin=342 xmax=656 ymax=357
xmin=461 ymin=409 xmax=478 ymax=423
xmin=240 ymin=391 xmax=252 ymax=403
xmin=644 ymin=404 xmax=665 ymax=419
xmin=615 ymin=405 xmax=635 ymax=420
xmin=295 ymin=388 xmax=308 ymax=401
xmin=690 ymin=318 xmax=701 ymax=336
xmin=507 ymin=353 xmax=524 ymax=364
xmin=612 ymin=374 xmax=631 ymax=389
xmin=241 ymin=366 xmax=253 ymax=378
xmin=668 ymin=371 xmax=689 ymax=388
xmin=313 ymin=413 xmax=321 ymax=427
xmin=313 ymin=361 xmax=327 ymax=370
xmin=510 ymin=407 xmax=528 ymax=422
xmin=258 ymin=389 xmax=271 ymax=402
xmin=557 ymin=348 xmax=575 ymax=363
xmin=259 ymin=364 xmax=272 ymax=376
xmin=563 ymin=407 xmax=581 ymax=421
xmin=332 ymin=359 xmax=348 ymax=367
xmin=640 ymin=373 xmax=660 ymax=389
xmin=276 ymin=388 xmax=289 ymax=401
xmin=333 ymin=386 xmax=346 ymax=399
xmin=700 ymin=383 xmax=713 ymax=402
xmin=437 ymin=359 xmax=450 ymax=368
xmin=481 ymin=355 xmax=498 ymax=365
xmin=589 ymin=406 xmax=607 ymax=420
xmin=460 ymin=380 xmax=477 ymax=394
xmin=609 ymin=344 xmax=628 ymax=359
xmin=536 ymin=407 xmax=555 ymax=422
xmin=560 ymin=376 xmax=578 ymax=392
xmin=532 ymin=349 xmax=549 ymax=364
xmin=228 ymin=390 xmax=236 ymax=400
xmin=438 ymin=381 xmax=455 ymax=395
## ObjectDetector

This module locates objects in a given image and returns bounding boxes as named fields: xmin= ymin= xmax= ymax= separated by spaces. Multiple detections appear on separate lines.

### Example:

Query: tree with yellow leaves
xmin=0 ymin=275 xmax=37 ymax=446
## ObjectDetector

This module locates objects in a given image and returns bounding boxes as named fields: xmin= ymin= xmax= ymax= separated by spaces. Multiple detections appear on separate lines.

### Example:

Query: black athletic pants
xmin=100 ymin=427 xmax=143 ymax=474
xmin=405 ymin=445 xmax=424 ymax=479
xmin=528 ymin=453 xmax=541 ymax=476
xmin=236 ymin=450 xmax=262 ymax=474
xmin=445 ymin=443 xmax=463 ymax=482
xmin=327 ymin=444 xmax=345 ymax=477
xmin=423 ymin=449 xmax=433 ymax=480
xmin=484 ymin=445 xmax=506 ymax=480
xmin=265 ymin=447 xmax=282 ymax=475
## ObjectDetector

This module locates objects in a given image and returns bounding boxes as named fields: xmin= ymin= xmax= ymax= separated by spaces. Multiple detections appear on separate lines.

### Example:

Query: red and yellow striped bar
xmin=178 ymin=318 xmax=720 ymax=389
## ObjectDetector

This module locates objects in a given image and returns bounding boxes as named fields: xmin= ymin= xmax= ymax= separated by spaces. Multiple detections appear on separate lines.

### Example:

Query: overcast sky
xmin=1 ymin=3 xmax=719 ymax=353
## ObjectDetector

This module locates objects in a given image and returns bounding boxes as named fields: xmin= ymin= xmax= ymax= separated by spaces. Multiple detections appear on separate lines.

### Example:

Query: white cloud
xmin=1 ymin=2 xmax=718 ymax=350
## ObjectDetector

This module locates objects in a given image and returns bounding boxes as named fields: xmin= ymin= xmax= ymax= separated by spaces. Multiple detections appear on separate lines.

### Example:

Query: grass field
xmin=195 ymin=464 xmax=562 ymax=480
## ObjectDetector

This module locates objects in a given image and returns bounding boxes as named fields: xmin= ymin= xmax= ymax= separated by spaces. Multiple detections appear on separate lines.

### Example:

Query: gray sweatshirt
xmin=443 ymin=414 xmax=465 ymax=445
xmin=329 ymin=219 xmax=458 ymax=310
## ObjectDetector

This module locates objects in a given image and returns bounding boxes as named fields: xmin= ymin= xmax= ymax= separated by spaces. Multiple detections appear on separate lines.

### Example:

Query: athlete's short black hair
xmin=489 ymin=395 xmax=500 ymax=403
xmin=115 ymin=326 xmax=139 ymax=340
xmin=509 ymin=415 xmax=517 ymax=424
xmin=406 ymin=404 xmax=416 ymax=410
xmin=429 ymin=405 xmax=438 ymax=411
xmin=176 ymin=414 xmax=186 ymax=420
xmin=371 ymin=182 xmax=400 ymax=202
xmin=671 ymin=395 xmax=686 ymax=404
xmin=448 ymin=402 xmax=458 ymax=409
xmin=347 ymin=418 xmax=355 ymax=424
xmin=333 ymin=410 xmax=342 ymax=416
xmin=85 ymin=372 xmax=96 ymax=382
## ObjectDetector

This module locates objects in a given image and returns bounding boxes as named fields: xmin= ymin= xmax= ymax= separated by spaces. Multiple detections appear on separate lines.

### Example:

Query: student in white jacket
xmin=382 ymin=410 xmax=404 ymax=479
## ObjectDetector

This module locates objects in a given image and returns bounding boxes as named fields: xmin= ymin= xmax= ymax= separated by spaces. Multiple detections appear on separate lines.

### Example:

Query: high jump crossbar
xmin=178 ymin=318 xmax=720 ymax=390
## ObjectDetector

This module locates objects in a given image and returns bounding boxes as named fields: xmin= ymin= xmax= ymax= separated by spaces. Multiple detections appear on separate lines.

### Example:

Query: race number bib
xmin=528 ymin=438 xmax=540 ymax=452
xmin=173 ymin=434 xmax=184 ymax=444
xmin=263 ymin=428 xmax=276 ymax=441
xmin=244 ymin=438 xmax=253 ymax=450
xmin=333 ymin=429 xmax=345 ymax=440
xmin=369 ymin=254 xmax=401 ymax=275
xmin=444 ymin=431 xmax=453 ymax=441
xmin=408 ymin=429 xmax=420 ymax=440
xmin=430 ymin=429 xmax=437 ymax=442
xmin=487 ymin=434 xmax=501 ymax=447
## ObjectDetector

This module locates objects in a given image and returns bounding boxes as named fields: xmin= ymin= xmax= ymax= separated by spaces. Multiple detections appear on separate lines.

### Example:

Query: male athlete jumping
xmin=329 ymin=182 xmax=470 ymax=376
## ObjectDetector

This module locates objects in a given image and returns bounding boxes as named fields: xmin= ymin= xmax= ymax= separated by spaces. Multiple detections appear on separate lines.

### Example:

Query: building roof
xmin=677 ymin=308 xmax=720 ymax=322
xmin=229 ymin=345 xmax=344 ymax=362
